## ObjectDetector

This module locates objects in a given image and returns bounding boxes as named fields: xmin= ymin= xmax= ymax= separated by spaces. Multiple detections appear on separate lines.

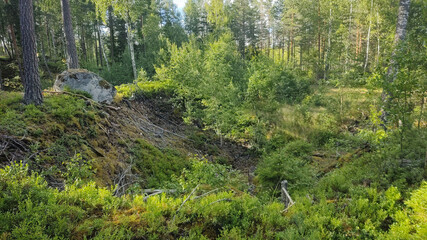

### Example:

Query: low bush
xmin=256 ymin=142 xmax=315 ymax=194
xmin=131 ymin=139 xmax=189 ymax=188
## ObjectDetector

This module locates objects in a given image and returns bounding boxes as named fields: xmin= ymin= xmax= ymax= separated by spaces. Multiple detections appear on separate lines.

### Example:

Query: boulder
xmin=54 ymin=69 xmax=116 ymax=104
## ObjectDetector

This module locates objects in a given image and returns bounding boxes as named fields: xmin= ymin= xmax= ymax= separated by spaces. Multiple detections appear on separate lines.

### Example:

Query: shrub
xmin=63 ymin=153 xmax=96 ymax=185
xmin=168 ymin=157 xmax=246 ymax=192
xmin=256 ymin=145 xmax=315 ymax=194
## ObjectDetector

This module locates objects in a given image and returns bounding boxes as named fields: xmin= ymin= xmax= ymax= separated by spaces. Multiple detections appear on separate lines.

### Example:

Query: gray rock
xmin=54 ymin=69 xmax=116 ymax=104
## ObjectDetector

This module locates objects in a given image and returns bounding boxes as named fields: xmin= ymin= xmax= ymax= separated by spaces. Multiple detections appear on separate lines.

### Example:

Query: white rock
xmin=54 ymin=69 xmax=116 ymax=104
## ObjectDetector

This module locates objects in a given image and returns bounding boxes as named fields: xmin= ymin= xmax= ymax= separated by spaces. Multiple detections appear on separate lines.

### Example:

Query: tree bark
xmin=317 ymin=0 xmax=321 ymax=63
xmin=8 ymin=22 xmax=23 ymax=81
xmin=364 ymin=0 xmax=373 ymax=72
xmin=0 ymin=36 xmax=12 ymax=58
xmin=98 ymin=23 xmax=110 ymax=71
xmin=96 ymin=20 xmax=103 ymax=67
xmin=345 ymin=0 xmax=353 ymax=73
xmin=61 ymin=0 xmax=79 ymax=69
xmin=126 ymin=17 xmax=137 ymax=79
xmin=80 ymin=23 xmax=87 ymax=62
xmin=376 ymin=11 xmax=380 ymax=67
xmin=386 ymin=0 xmax=411 ymax=79
xmin=45 ymin=16 xmax=51 ymax=57
xmin=50 ymin=29 xmax=56 ymax=57
xmin=39 ymin=35 xmax=53 ymax=79
xmin=108 ymin=6 xmax=115 ymax=62
xmin=381 ymin=0 xmax=411 ymax=125
xmin=324 ymin=7 xmax=332 ymax=79
xmin=19 ymin=0 xmax=43 ymax=105
xmin=0 ymin=63 xmax=3 ymax=90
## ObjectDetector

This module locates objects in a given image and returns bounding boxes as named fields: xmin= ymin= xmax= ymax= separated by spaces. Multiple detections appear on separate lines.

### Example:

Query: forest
xmin=0 ymin=0 xmax=426 ymax=239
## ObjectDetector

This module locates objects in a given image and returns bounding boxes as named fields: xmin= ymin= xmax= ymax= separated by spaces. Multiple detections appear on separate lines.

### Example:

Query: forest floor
xmin=0 ymin=91 xmax=257 ymax=189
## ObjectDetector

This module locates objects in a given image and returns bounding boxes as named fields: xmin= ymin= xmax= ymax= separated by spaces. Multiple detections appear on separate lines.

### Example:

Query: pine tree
xmin=61 ymin=0 xmax=79 ymax=69
xmin=19 ymin=0 xmax=43 ymax=105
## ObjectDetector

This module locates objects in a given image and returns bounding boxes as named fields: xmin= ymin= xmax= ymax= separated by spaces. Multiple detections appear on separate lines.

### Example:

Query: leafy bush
xmin=63 ymin=153 xmax=96 ymax=185
xmin=116 ymin=68 xmax=174 ymax=99
xmin=167 ymin=157 xmax=246 ymax=192
xmin=0 ymin=162 xmax=290 ymax=239
xmin=385 ymin=181 xmax=427 ymax=239
xmin=256 ymin=143 xmax=315 ymax=194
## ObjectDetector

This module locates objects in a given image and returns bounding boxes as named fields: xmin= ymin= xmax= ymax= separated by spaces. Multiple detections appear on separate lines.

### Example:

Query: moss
xmin=131 ymin=139 xmax=189 ymax=188
xmin=0 ymin=92 xmax=23 ymax=110
xmin=99 ymin=79 xmax=111 ymax=89
xmin=0 ymin=110 xmax=27 ymax=136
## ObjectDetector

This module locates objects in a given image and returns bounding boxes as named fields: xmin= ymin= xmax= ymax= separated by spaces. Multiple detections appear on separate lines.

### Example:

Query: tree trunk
xmin=376 ymin=11 xmax=380 ymax=67
xmin=324 ymin=7 xmax=332 ymax=79
xmin=126 ymin=17 xmax=137 ymax=79
xmin=45 ymin=16 xmax=52 ymax=57
xmin=282 ymin=35 xmax=285 ymax=62
xmin=386 ymin=0 xmax=411 ymax=79
xmin=287 ymin=31 xmax=290 ymax=64
xmin=381 ymin=0 xmax=411 ymax=125
xmin=96 ymin=20 xmax=103 ymax=67
xmin=80 ymin=23 xmax=87 ymax=62
xmin=299 ymin=42 xmax=303 ymax=69
xmin=0 ymin=63 xmax=2 ymax=90
xmin=8 ymin=23 xmax=23 ymax=80
xmin=0 ymin=36 xmax=12 ymax=58
xmin=98 ymin=23 xmax=110 ymax=71
xmin=108 ymin=6 xmax=115 ymax=62
xmin=19 ymin=0 xmax=43 ymax=105
xmin=317 ymin=0 xmax=321 ymax=63
xmin=364 ymin=0 xmax=373 ymax=72
xmin=94 ymin=23 xmax=99 ymax=66
xmin=50 ymin=29 xmax=57 ymax=57
xmin=61 ymin=0 xmax=79 ymax=69
xmin=345 ymin=0 xmax=353 ymax=72
xmin=39 ymin=35 xmax=53 ymax=79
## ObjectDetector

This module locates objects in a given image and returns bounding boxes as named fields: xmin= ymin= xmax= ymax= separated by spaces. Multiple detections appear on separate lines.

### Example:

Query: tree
xmin=19 ymin=0 xmax=43 ymax=105
xmin=381 ymin=0 xmax=411 ymax=124
xmin=61 ymin=0 xmax=79 ymax=69
xmin=386 ymin=0 xmax=411 ymax=80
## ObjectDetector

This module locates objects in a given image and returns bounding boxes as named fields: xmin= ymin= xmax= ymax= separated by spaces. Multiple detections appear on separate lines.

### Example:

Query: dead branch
xmin=208 ymin=198 xmax=232 ymax=205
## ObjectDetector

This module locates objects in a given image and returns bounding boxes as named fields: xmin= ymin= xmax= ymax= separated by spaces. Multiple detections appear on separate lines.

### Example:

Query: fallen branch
xmin=281 ymin=201 xmax=295 ymax=213
xmin=143 ymin=191 xmax=163 ymax=202
xmin=172 ymin=184 xmax=199 ymax=223
xmin=142 ymin=189 xmax=177 ymax=194
xmin=192 ymin=188 xmax=220 ymax=200
xmin=208 ymin=198 xmax=232 ymax=205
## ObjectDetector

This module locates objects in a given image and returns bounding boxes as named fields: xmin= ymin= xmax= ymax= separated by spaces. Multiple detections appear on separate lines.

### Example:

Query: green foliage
xmin=0 ymin=110 xmax=27 ymax=136
xmin=116 ymin=68 xmax=174 ymax=98
xmin=0 ymin=163 xmax=76 ymax=239
xmin=0 ymin=162 xmax=289 ymax=239
xmin=168 ymin=157 xmax=246 ymax=192
xmin=43 ymin=95 xmax=87 ymax=123
xmin=0 ymin=62 xmax=22 ymax=91
xmin=63 ymin=153 xmax=96 ymax=185
xmin=256 ymin=141 xmax=315 ymax=194
xmin=131 ymin=139 xmax=189 ymax=188
xmin=385 ymin=181 xmax=427 ymax=239
xmin=281 ymin=185 xmax=404 ymax=239
xmin=155 ymin=34 xmax=310 ymax=147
